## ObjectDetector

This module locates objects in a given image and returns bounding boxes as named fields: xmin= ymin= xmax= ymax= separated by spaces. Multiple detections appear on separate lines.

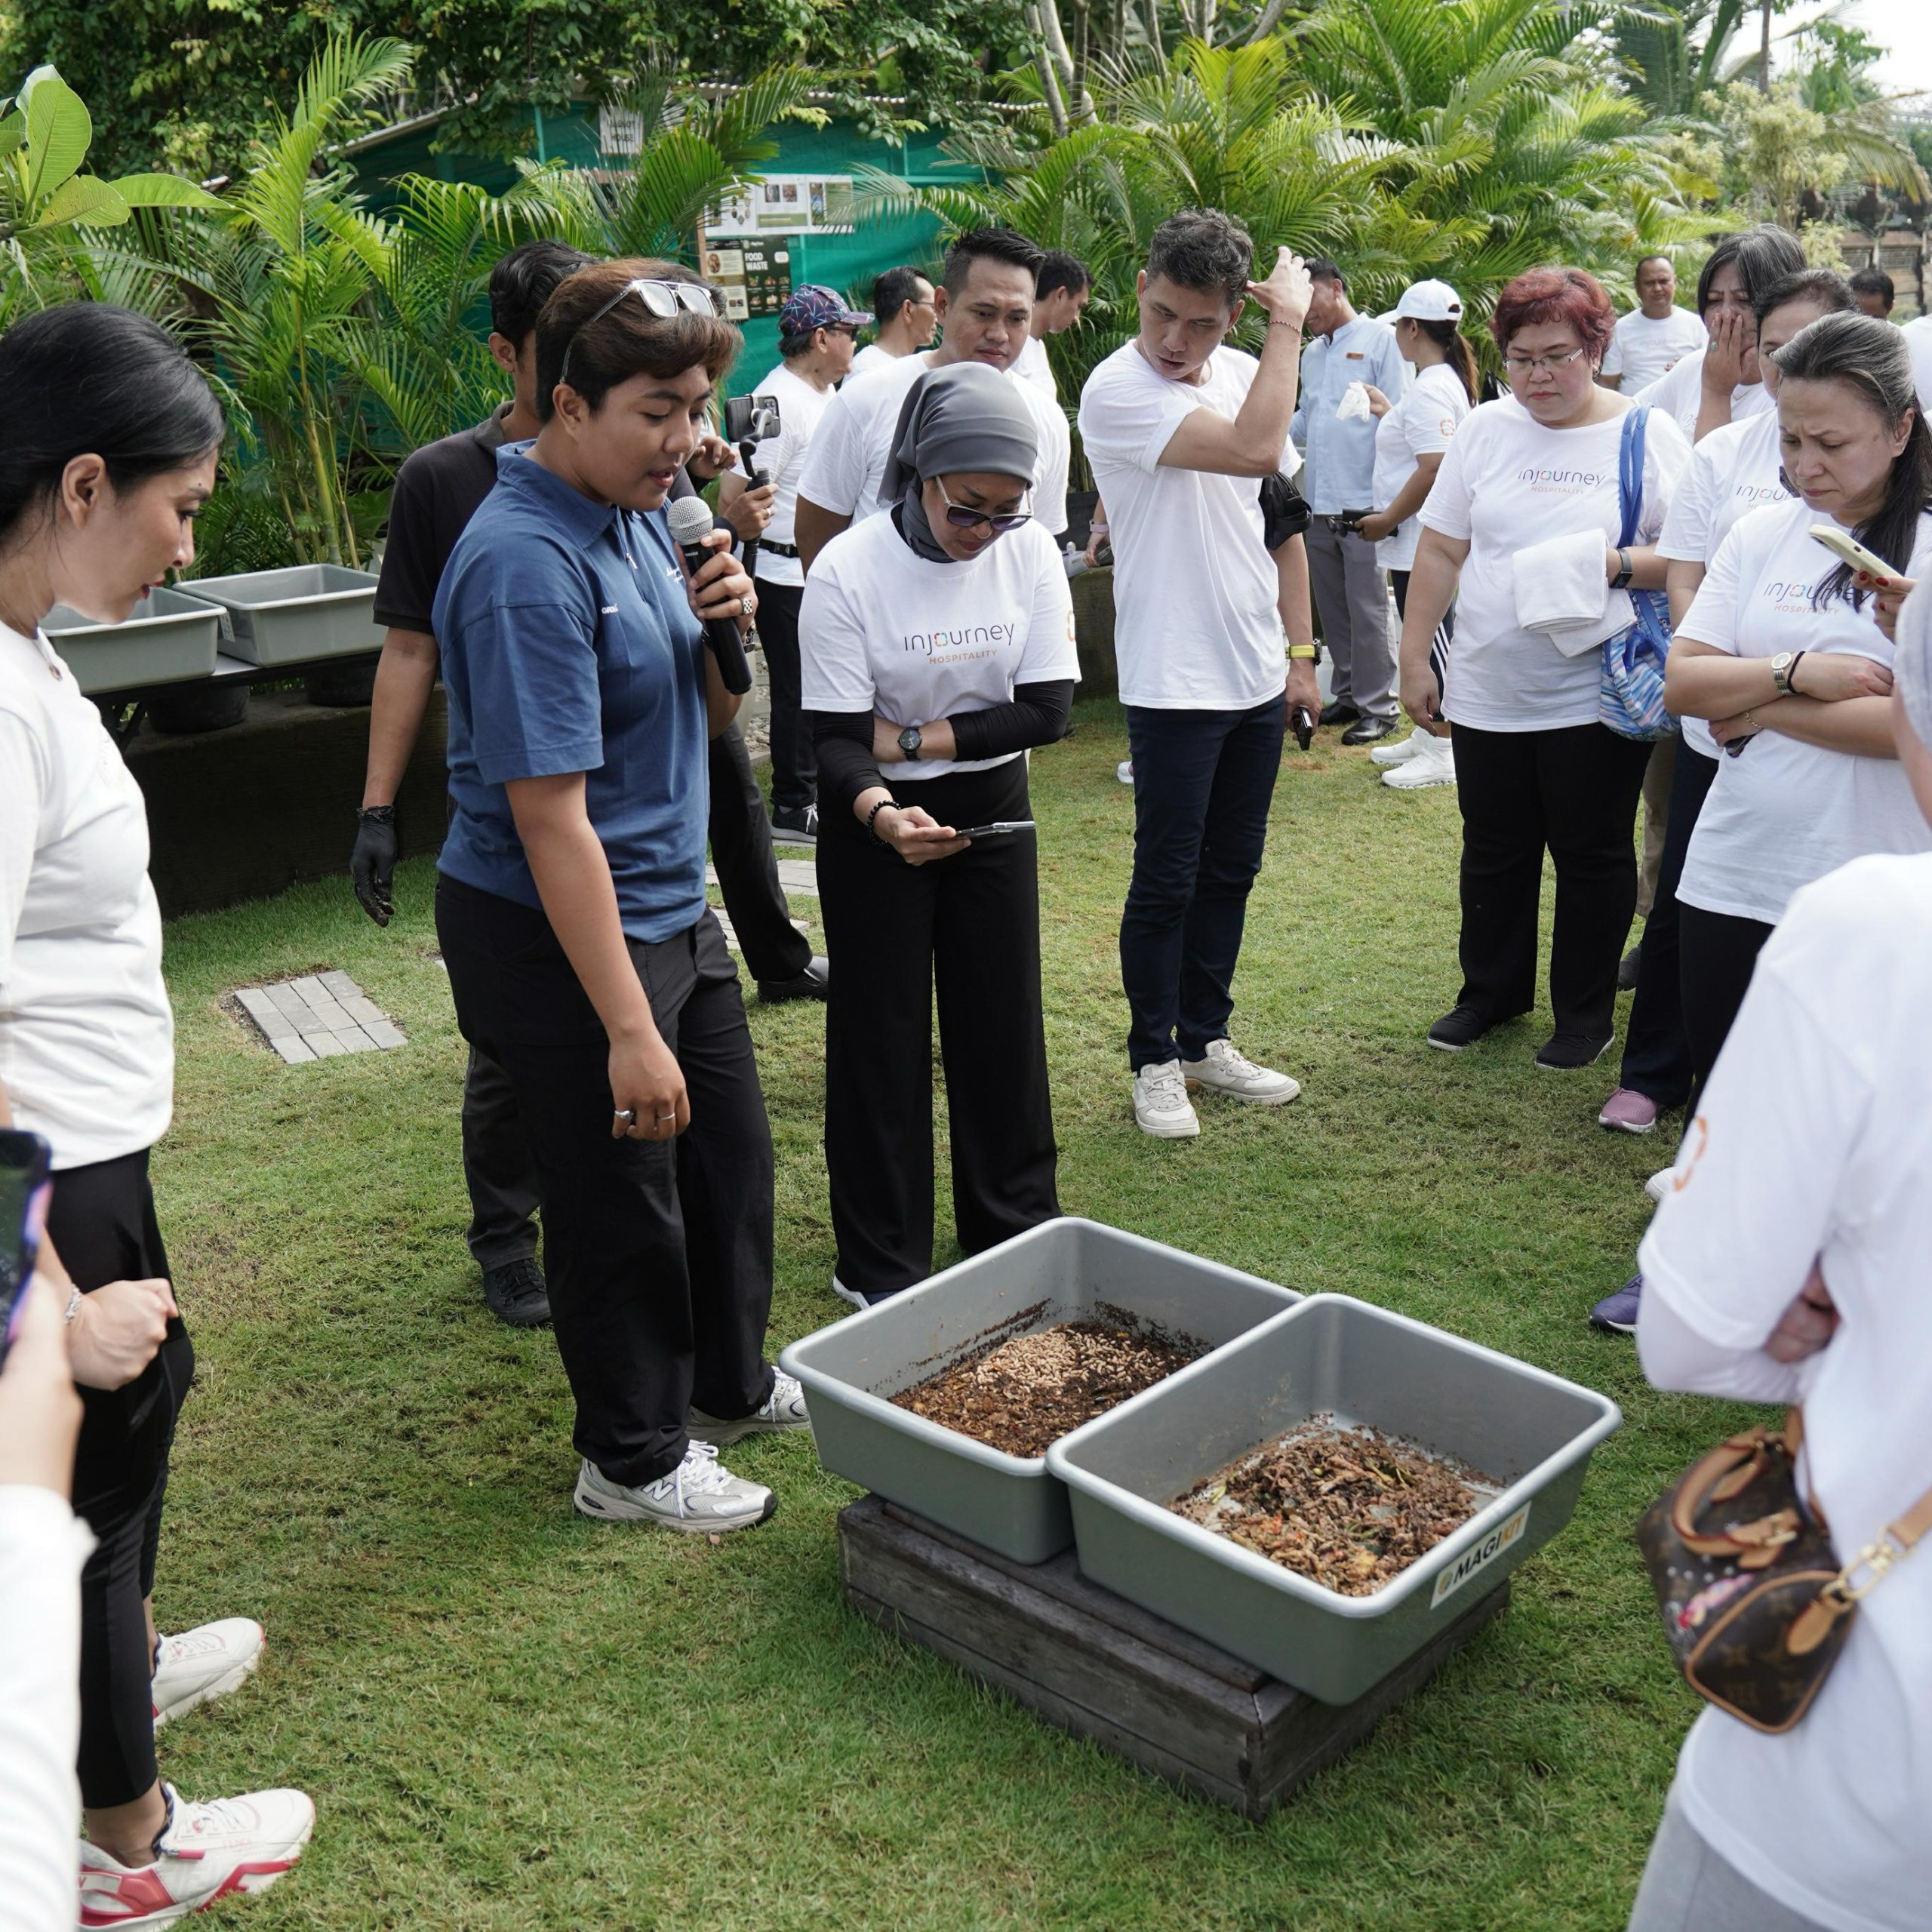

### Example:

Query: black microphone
xmin=666 ymin=494 xmax=751 ymax=696
xmin=738 ymin=438 xmax=771 ymax=577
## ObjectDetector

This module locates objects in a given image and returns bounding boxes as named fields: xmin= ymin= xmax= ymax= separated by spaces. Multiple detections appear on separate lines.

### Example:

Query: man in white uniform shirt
xmin=1599 ymin=254 xmax=1706 ymax=394
xmin=721 ymin=282 xmax=866 ymax=844
xmin=1013 ymin=248 xmax=1091 ymax=406
xmin=848 ymin=266 xmax=936 ymax=385
xmin=1078 ymin=208 xmax=1320 ymax=1139
xmin=793 ymin=228 xmax=1071 ymax=568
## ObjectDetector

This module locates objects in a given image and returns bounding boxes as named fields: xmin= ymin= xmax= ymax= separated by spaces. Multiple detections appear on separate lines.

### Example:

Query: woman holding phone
xmin=0 ymin=306 xmax=312 ymax=1921
xmin=803 ymin=362 xmax=1078 ymax=1307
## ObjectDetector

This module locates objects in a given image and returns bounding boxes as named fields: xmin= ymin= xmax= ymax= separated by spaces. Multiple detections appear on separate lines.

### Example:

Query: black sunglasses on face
xmin=934 ymin=478 xmax=1032 ymax=534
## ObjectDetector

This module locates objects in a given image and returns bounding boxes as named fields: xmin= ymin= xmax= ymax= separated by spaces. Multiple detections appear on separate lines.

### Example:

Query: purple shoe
xmin=1591 ymin=1275 xmax=1642 ymax=1336
xmin=1598 ymin=1088 xmax=1660 ymax=1135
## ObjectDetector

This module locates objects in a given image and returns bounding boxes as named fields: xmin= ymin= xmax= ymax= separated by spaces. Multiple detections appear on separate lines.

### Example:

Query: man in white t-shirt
xmin=1901 ymin=312 xmax=1932 ymax=412
xmin=1599 ymin=254 xmax=1706 ymax=395
xmin=1013 ymin=248 xmax=1091 ymax=401
xmin=1078 ymin=208 xmax=1319 ymax=1139
xmin=795 ymin=229 xmax=1071 ymax=563
xmin=721 ymin=283 xmax=866 ymax=844
xmin=848 ymin=265 xmax=936 ymax=386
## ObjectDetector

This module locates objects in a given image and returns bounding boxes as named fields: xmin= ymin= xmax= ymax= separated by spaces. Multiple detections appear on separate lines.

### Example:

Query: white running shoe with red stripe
xmin=78 ymin=1784 xmax=314 ymax=1928
xmin=151 ymin=1618 xmax=264 ymax=1727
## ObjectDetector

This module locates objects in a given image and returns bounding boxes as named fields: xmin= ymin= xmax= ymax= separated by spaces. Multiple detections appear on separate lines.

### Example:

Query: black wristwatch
xmin=897 ymin=725 xmax=924 ymax=759
xmin=1611 ymin=547 xmax=1635 ymax=592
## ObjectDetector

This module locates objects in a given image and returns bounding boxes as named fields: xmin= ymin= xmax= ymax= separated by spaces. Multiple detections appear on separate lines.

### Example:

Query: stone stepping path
xmin=235 ymin=971 xmax=405 ymax=1064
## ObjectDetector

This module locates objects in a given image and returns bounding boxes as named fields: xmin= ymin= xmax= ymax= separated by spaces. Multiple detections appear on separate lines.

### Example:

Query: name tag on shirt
xmin=1345 ymin=351 xmax=1364 ymax=360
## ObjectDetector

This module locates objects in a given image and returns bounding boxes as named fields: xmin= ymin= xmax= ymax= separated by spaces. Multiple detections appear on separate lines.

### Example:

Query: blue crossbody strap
xmin=1617 ymin=405 xmax=1649 ymax=551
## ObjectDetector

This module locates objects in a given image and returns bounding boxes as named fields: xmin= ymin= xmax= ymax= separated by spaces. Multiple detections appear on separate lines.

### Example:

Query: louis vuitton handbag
xmin=1638 ymin=1410 xmax=1932 ymax=1734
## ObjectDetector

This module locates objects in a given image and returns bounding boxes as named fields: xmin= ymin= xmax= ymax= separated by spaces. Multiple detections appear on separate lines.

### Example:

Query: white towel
xmin=1514 ymin=529 xmax=1623 ymax=657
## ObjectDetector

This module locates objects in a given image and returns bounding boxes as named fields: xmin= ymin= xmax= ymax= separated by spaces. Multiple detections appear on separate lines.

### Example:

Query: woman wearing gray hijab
xmin=801 ymin=361 xmax=1081 ymax=1307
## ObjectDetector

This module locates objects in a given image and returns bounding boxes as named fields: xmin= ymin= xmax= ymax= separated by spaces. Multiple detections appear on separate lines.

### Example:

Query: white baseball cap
xmin=1393 ymin=279 xmax=1464 ymax=322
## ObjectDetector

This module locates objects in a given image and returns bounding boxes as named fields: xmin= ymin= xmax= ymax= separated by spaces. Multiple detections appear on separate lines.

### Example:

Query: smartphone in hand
xmin=0 ymin=1130 xmax=54 ymax=1371
xmin=952 ymin=820 xmax=1038 ymax=841
xmin=1809 ymin=524 xmax=1900 ymax=583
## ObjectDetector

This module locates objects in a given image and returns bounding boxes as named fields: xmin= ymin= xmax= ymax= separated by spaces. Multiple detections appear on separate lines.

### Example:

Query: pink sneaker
xmin=1598 ymin=1088 xmax=1660 ymax=1135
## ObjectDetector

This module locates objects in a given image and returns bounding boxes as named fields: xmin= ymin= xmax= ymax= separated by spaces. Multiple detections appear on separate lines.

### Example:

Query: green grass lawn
xmin=147 ymin=700 xmax=1749 ymax=1931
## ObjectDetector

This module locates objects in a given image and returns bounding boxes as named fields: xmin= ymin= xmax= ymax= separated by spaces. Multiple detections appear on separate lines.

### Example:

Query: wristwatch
xmin=1287 ymin=642 xmax=1322 ymax=664
xmin=897 ymin=725 xmax=924 ymax=759
xmin=1611 ymin=547 xmax=1635 ymax=592
xmin=1770 ymin=651 xmax=1804 ymax=697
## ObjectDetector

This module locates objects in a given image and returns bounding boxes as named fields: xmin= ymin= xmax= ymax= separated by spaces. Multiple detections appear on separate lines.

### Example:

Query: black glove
xmin=351 ymin=805 xmax=398 ymax=926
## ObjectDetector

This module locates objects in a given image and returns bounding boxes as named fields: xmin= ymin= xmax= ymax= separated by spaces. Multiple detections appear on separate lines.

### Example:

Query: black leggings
xmin=50 ymin=1148 xmax=194 ymax=1810
xmin=1389 ymin=568 xmax=1454 ymax=699
xmin=1678 ymin=903 xmax=1775 ymax=1118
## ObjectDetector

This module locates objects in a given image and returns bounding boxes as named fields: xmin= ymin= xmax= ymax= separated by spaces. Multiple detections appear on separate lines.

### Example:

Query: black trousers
xmin=1678 ymin=903 xmax=1775 ymax=1118
xmin=435 ymin=876 xmax=776 ymax=1485
xmin=752 ymin=580 xmax=815 ymax=814
xmin=451 ymin=721 xmax=808 ymax=1272
xmin=1450 ymin=721 xmax=1654 ymax=1040
xmin=51 ymin=1149 xmax=194 ymax=1810
xmin=817 ymin=760 xmax=1060 ymax=1298
xmin=1618 ymin=743 xmax=1718 ymax=1109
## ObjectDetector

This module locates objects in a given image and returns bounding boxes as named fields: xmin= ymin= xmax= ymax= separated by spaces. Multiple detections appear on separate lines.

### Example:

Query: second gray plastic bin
xmin=1048 ymin=1295 xmax=1621 ymax=1703
xmin=183 ymin=565 xmax=383 ymax=666
xmin=44 ymin=588 xmax=222 ymax=696
xmin=779 ymin=1218 xmax=1299 ymax=1564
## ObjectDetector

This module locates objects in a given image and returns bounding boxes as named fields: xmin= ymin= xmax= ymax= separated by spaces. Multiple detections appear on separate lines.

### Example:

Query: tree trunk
xmin=1025 ymin=2 xmax=1072 ymax=136
xmin=1758 ymin=0 xmax=1772 ymax=94
xmin=1244 ymin=0 xmax=1292 ymax=42
xmin=1069 ymin=0 xmax=1097 ymax=123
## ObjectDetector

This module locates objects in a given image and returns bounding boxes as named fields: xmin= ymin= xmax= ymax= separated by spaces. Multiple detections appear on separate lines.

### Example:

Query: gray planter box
xmin=183 ymin=565 xmax=383 ymax=666
xmin=44 ymin=587 xmax=222 ymax=697
xmin=779 ymin=1218 xmax=1299 ymax=1564
xmin=1048 ymin=1295 xmax=1621 ymax=1703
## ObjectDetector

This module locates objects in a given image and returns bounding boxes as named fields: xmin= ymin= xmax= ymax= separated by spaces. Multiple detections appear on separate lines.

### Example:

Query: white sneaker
xmin=830 ymin=1275 xmax=869 ymax=1310
xmin=78 ymin=1783 xmax=314 ymax=1927
xmin=689 ymin=1370 xmax=811 ymax=1445
xmin=574 ymin=1442 xmax=775 ymax=1534
xmin=152 ymin=1618 xmax=263 ymax=1728
xmin=1180 ymin=1038 xmax=1301 ymax=1106
xmin=1383 ymin=732 xmax=1455 ymax=789
xmin=1133 ymin=1060 xmax=1201 ymax=1138
xmin=1645 ymin=1165 xmax=1674 ymax=1204
xmin=1369 ymin=732 xmax=1424 ymax=768
xmin=1116 ymin=759 xmax=1134 ymax=786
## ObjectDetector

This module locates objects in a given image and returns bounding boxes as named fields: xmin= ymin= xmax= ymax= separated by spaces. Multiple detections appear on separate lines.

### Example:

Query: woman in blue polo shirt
xmin=432 ymin=258 xmax=808 ymax=1536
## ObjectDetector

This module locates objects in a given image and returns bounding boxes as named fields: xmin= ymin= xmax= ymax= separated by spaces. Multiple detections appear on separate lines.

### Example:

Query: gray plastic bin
xmin=182 ymin=565 xmax=383 ymax=666
xmin=779 ymin=1218 xmax=1299 ymax=1564
xmin=1047 ymin=1295 xmax=1621 ymax=1703
xmin=44 ymin=588 xmax=222 ymax=696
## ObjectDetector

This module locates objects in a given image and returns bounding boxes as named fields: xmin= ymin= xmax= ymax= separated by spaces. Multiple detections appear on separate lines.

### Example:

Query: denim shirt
xmin=1291 ymin=314 xmax=1410 ymax=514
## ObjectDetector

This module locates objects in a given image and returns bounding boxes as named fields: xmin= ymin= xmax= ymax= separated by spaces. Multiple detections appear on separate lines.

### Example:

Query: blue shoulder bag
xmin=1598 ymin=406 xmax=1678 ymax=742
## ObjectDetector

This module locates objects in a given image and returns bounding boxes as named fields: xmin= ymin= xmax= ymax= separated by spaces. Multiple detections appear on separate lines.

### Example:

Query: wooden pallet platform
xmin=838 ymin=1494 xmax=1509 ymax=1820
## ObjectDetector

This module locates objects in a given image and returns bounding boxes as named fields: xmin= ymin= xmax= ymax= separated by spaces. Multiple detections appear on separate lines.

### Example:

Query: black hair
xmin=1036 ymin=249 xmax=1091 ymax=300
xmin=872 ymin=264 xmax=931 ymax=328
xmin=534 ymin=257 xmax=739 ymax=423
xmin=1635 ymin=253 xmax=1673 ymax=276
xmin=941 ymin=228 xmax=1045 ymax=297
xmin=1849 ymin=265 xmax=1896 ymax=312
xmin=1753 ymin=267 xmax=1856 ymax=329
xmin=0 ymin=303 xmax=224 ymax=550
xmin=489 ymin=238 xmax=596 ymax=348
xmin=1411 ymin=318 xmax=1480 ymax=406
xmin=779 ymin=331 xmax=817 ymax=360
xmin=1770 ymin=312 xmax=1932 ymax=608
xmin=1304 ymin=258 xmax=1345 ymax=288
xmin=1146 ymin=209 xmax=1254 ymax=309
xmin=1695 ymin=225 xmax=1806 ymax=315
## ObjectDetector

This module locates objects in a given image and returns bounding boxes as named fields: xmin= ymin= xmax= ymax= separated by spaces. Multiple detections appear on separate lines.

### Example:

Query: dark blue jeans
xmin=1121 ymin=697 xmax=1286 ymax=1070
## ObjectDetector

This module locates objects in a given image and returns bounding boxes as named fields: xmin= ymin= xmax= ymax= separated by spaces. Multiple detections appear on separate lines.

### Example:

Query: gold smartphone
xmin=1808 ymin=524 xmax=1903 ymax=583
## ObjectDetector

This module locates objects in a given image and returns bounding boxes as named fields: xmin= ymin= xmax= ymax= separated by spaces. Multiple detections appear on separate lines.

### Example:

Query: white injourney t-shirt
xmin=844 ymin=342 xmax=901 ymax=386
xmin=0 ymin=622 xmax=174 ymax=1169
xmin=797 ymin=349 xmax=1072 ymax=537
xmin=1601 ymin=305 xmax=1707 ymax=393
xmin=1370 ymin=361 xmax=1470 ymax=572
xmin=743 ymin=359 xmax=835 ymax=590
xmin=799 ymin=511 xmax=1078 ymax=783
xmin=1633 ymin=346 xmax=1775 ymax=445
xmin=1655 ymin=407 xmax=1792 ymax=761
xmin=1078 ymin=340 xmax=1300 ymax=711
xmin=1675 ymin=498 xmax=1932 ymax=924
xmin=1417 ymin=397 xmax=1689 ymax=731
xmin=1638 ymin=853 xmax=1932 ymax=1932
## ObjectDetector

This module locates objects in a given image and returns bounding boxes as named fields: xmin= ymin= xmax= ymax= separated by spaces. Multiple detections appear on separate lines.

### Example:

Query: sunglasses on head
xmin=559 ymin=278 xmax=722 ymax=386
xmin=934 ymin=478 xmax=1032 ymax=535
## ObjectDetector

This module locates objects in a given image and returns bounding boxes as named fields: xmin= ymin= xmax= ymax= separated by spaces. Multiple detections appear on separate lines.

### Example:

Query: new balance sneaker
xmin=1115 ymin=759 xmax=1134 ymax=786
xmin=689 ymin=1370 xmax=810 ymax=1446
xmin=573 ymin=1442 xmax=775 ymax=1534
xmin=78 ymin=1783 xmax=314 ymax=1928
xmin=1597 ymin=1088 xmax=1660 ymax=1135
xmin=1590 ymin=1275 xmax=1643 ymax=1336
xmin=1535 ymin=1031 xmax=1615 ymax=1071
xmin=1369 ymin=731 xmax=1424 ymax=768
xmin=152 ymin=1619 xmax=263 ymax=1729
xmin=1133 ymin=1060 xmax=1200 ymax=1139
xmin=1645 ymin=1165 xmax=1674 ymax=1204
xmin=1180 ymin=1038 xmax=1300 ymax=1106
xmin=1383 ymin=732 xmax=1454 ymax=789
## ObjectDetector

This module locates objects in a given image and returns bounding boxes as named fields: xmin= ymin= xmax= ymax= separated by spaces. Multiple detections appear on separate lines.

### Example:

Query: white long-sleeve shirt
xmin=0 ymin=1485 xmax=94 ymax=1931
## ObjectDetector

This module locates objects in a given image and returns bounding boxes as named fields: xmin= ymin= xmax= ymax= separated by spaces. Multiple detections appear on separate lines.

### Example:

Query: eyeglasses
xmin=558 ymin=278 xmax=722 ymax=386
xmin=1503 ymin=346 xmax=1589 ymax=377
xmin=934 ymin=478 xmax=1032 ymax=535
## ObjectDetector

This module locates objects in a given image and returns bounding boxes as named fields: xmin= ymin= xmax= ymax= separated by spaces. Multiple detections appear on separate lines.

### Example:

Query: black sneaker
xmin=1318 ymin=700 xmax=1361 ymax=728
xmin=758 ymin=955 xmax=829 ymax=1004
xmin=771 ymin=803 xmax=818 ymax=845
xmin=1590 ymin=1274 xmax=1643 ymax=1335
xmin=1427 ymin=1004 xmax=1492 ymax=1052
xmin=482 ymin=1257 xmax=551 ymax=1328
xmin=1617 ymin=943 xmax=1641 ymax=992
xmin=1536 ymin=1030 xmax=1615 ymax=1071
xmin=1341 ymin=714 xmax=1398 ymax=746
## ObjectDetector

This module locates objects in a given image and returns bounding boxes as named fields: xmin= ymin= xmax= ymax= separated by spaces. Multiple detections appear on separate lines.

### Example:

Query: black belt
xmin=757 ymin=539 xmax=801 ymax=560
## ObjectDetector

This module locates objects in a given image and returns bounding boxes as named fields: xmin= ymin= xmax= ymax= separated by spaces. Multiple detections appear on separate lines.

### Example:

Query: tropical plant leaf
xmin=109 ymin=174 xmax=226 ymax=211
xmin=20 ymin=66 xmax=91 ymax=205
xmin=27 ymin=173 xmax=129 ymax=229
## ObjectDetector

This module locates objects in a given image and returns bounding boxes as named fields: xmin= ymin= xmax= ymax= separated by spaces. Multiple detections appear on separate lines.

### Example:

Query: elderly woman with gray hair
xmin=802 ymin=361 xmax=1080 ymax=1309
xmin=1626 ymin=580 xmax=1932 ymax=1931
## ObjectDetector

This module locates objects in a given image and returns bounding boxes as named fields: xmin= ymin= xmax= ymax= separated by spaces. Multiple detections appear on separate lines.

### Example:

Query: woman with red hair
xmin=1395 ymin=267 xmax=1691 ymax=1069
